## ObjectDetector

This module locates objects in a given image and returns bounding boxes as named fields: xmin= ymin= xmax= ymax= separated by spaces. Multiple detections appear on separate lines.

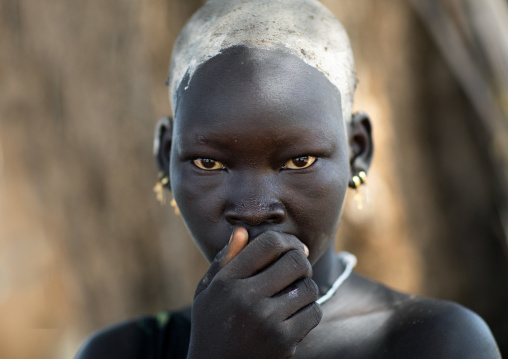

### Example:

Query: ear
xmin=153 ymin=116 xmax=173 ymax=188
xmin=347 ymin=111 xmax=374 ymax=188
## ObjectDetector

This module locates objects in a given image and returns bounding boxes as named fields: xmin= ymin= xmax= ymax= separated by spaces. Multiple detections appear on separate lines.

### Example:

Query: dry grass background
xmin=0 ymin=0 xmax=507 ymax=358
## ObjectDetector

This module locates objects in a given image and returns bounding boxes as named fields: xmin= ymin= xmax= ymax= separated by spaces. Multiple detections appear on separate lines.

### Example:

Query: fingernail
xmin=237 ymin=227 xmax=248 ymax=242
xmin=229 ymin=229 xmax=236 ymax=244
xmin=303 ymin=244 xmax=309 ymax=257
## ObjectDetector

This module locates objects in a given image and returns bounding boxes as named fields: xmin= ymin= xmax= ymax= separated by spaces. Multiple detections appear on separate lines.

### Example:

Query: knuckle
xmin=308 ymin=302 xmax=323 ymax=327
xmin=255 ymin=232 xmax=306 ymax=259
xmin=278 ymin=327 xmax=297 ymax=354
xmin=285 ymin=250 xmax=312 ymax=276
xmin=291 ymin=303 xmax=323 ymax=336
xmin=300 ymin=278 xmax=319 ymax=300
xmin=257 ymin=231 xmax=287 ymax=253
xmin=278 ymin=327 xmax=300 ymax=357
xmin=210 ymin=273 xmax=231 ymax=293
xmin=200 ymin=272 xmax=213 ymax=287
xmin=281 ymin=346 xmax=297 ymax=359
xmin=257 ymin=301 xmax=273 ymax=322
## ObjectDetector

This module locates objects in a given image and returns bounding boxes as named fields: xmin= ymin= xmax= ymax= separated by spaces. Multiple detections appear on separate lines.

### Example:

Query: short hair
xmin=168 ymin=0 xmax=357 ymax=122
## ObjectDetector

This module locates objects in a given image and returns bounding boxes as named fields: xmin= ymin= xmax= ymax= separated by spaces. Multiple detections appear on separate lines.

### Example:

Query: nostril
xmin=268 ymin=206 xmax=286 ymax=223
xmin=225 ymin=215 xmax=242 ymax=225
xmin=266 ymin=209 xmax=286 ymax=223
xmin=267 ymin=213 xmax=284 ymax=224
xmin=224 ymin=203 xmax=286 ymax=226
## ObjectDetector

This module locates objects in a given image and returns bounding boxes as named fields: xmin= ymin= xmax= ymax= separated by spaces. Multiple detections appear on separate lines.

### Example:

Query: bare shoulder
xmin=308 ymin=274 xmax=501 ymax=359
xmin=75 ymin=317 xmax=148 ymax=359
xmin=75 ymin=310 xmax=186 ymax=359
xmin=387 ymin=296 xmax=501 ymax=358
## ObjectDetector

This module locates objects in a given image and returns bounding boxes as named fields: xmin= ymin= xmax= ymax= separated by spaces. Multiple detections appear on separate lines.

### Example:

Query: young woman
xmin=77 ymin=0 xmax=501 ymax=357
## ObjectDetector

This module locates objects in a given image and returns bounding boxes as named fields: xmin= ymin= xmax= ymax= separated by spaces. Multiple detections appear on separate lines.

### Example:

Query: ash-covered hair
xmin=168 ymin=0 xmax=357 ymax=122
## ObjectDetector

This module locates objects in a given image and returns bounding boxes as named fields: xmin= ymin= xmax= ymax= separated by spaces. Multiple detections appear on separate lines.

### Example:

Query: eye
xmin=192 ymin=158 xmax=225 ymax=171
xmin=283 ymin=156 xmax=317 ymax=170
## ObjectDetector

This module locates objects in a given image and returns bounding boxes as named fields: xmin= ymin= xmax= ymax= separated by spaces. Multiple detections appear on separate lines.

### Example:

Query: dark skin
xmin=76 ymin=46 xmax=501 ymax=358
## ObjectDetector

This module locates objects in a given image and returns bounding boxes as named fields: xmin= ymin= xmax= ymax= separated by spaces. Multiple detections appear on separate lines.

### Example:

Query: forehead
xmin=174 ymin=46 xmax=344 ymax=141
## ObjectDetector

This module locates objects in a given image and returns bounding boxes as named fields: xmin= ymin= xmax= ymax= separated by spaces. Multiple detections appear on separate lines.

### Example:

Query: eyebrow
xmin=176 ymin=128 xmax=339 ymax=159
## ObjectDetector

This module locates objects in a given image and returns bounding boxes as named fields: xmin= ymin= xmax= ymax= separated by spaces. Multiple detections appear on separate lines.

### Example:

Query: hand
xmin=187 ymin=228 xmax=322 ymax=359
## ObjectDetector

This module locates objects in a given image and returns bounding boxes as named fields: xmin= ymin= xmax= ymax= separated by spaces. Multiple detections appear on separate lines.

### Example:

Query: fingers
xmin=194 ymin=227 xmax=249 ymax=298
xmin=283 ymin=301 xmax=323 ymax=344
xmin=192 ymin=228 xmax=320 ymax=356
xmin=271 ymin=277 xmax=320 ymax=319
xmin=224 ymin=227 xmax=248 ymax=266
xmin=225 ymin=231 xmax=309 ymax=279
xmin=196 ymin=229 xmax=311 ymax=302
xmin=254 ymin=249 xmax=313 ymax=297
xmin=194 ymin=250 xmax=225 ymax=298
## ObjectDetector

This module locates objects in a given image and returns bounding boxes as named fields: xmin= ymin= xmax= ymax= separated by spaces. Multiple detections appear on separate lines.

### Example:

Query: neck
xmin=311 ymin=242 xmax=344 ymax=296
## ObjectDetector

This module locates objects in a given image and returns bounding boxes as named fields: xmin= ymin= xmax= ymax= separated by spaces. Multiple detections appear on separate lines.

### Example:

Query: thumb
xmin=224 ymin=227 xmax=248 ymax=266
xmin=194 ymin=227 xmax=248 ymax=298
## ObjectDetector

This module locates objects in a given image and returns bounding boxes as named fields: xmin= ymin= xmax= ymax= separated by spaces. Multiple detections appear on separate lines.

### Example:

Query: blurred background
xmin=1 ymin=0 xmax=508 ymax=357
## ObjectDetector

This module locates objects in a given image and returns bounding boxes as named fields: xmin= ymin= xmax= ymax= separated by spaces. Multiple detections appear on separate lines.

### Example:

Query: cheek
xmin=170 ymin=158 xmax=223 ymax=213
xmin=284 ymin=161 xmax=349 ymax=260
xmin=287 ymin=162 xmax=348 ymax=219
xmin=170 ymin=164 xmax=227 ymax=260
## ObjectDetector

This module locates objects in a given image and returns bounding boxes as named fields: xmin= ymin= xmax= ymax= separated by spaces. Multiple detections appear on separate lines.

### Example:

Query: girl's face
xmin=169 ymin=46 xmax=351 ymax=265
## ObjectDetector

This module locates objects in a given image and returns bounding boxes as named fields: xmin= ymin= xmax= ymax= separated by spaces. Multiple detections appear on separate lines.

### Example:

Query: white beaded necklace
xmin=316 ymin=252 xmax=357 ymax=305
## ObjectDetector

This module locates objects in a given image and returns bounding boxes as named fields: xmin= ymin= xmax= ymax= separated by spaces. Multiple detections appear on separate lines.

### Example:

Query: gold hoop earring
xmin=153 ymin=173 xmax=169 ymax=205
xmin=359 ymin=171 xmax=367 ymax=184
xmin=170 ymin=197 xmax=180 ymax=216
xmin=352 ymin=175 xmax=361 ymax=189
xmin=351 ymin=171 xmax=369 ymax=210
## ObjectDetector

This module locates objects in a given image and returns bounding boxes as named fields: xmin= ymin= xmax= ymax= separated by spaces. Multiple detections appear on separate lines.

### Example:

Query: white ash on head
xmin=168 ymin=0 xmax=357 ymax=123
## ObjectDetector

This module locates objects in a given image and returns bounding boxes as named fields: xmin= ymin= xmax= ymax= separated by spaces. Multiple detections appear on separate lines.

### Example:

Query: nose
xmin=224 ymin=175 xmax=286 ymax=226
xmin=225 ymin=200 xmax=286 ymax=226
